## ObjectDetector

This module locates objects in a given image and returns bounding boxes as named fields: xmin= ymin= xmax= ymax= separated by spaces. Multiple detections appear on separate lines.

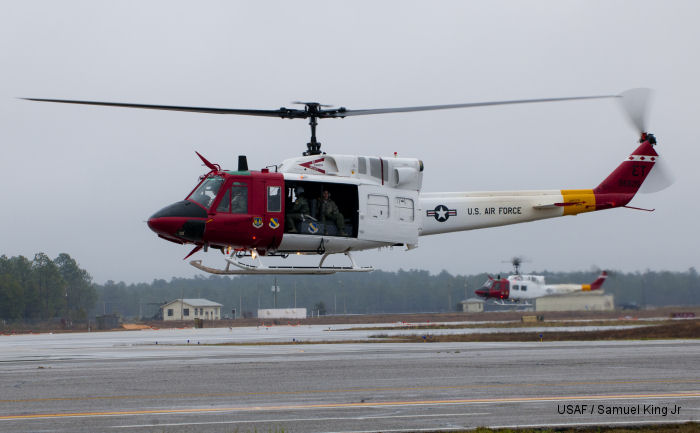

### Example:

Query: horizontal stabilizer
xmin=533 ymin=202 xmax=581 ymax=210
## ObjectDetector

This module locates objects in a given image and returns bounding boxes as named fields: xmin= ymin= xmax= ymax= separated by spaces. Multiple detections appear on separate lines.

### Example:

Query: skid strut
xmin=190 ymin=249 xmax=372 ymax=275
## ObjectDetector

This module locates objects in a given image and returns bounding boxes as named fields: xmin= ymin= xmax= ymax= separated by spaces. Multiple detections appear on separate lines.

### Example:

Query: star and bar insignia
xmin=426 ymin=204 xmax=456 ymax=222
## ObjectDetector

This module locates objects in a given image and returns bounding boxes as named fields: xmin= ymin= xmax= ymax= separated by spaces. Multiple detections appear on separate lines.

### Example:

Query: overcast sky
xmin=1 ymin=1 xmax=698 ymax=283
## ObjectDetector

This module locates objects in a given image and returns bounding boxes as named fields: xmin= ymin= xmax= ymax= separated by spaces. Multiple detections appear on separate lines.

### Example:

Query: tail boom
xmin=419 ymin=136 xmax=660 ymax=236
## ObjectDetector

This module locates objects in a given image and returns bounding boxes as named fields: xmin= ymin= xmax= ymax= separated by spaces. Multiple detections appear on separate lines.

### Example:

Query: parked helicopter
xmin=474 ymin=257 xmax=608 ymax=304
xmin=25 ymin=89 xmax=669 ymax=274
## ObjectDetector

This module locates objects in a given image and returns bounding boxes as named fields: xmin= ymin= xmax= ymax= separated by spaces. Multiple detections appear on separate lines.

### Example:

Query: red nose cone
xmin=475 ymin=289 xmax=488 ymax=298
xmin=147 ymin=217 xmax=184 ymax=237
xmin=148 ymin=200 xmax=208 ymax=243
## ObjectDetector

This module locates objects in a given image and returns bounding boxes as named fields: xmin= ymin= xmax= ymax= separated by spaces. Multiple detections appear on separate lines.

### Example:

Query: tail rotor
xmin=617 ymin=88 xmax=675 ymax=193
xmin=618 ymin=88 xmax=652 ymax=134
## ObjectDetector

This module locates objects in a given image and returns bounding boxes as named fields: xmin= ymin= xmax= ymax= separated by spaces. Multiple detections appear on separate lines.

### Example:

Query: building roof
xmin=460 ymin=298 xmax=485 ymax=304
xmin=161 ymin=298 xmax=223 ymax=308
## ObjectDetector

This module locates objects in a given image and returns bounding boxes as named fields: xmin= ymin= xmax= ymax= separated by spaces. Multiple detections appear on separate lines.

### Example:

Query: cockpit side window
xmin=216 ymin=183 xmax=248 ymax=214
xmin=188 ymin=177 xmax=225 ymax=209
xmin=267 ymin=186 xmax=281 ymax=212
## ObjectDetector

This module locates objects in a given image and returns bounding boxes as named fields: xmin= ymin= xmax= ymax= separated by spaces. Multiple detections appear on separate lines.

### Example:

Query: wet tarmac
xmin=0 ymin=323 xmax=698 ymax=432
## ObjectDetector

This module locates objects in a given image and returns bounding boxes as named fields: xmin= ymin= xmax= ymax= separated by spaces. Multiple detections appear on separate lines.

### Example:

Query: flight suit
xmin=285 ymin=196 xmax=309 ymax=233
xmin=319 ymin=198 xmax=346 ymax=236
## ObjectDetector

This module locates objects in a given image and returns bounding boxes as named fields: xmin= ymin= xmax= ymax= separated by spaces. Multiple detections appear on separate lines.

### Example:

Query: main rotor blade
xmin=24 ymin=93 xmax=619 ymax=120
xmin=330 ymin=94 xmax=617 ymax=117
xmin=22 ymin=98 xmax=307 ymax=118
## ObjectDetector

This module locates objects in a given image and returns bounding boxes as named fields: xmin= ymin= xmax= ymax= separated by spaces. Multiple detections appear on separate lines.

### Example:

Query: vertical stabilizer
xmin=583 ymin=271 xmax=608 ymax=291
xmin=592 ymin=136 xmax=659 ymax=209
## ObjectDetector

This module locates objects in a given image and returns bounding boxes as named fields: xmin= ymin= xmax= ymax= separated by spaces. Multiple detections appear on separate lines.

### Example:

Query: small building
xmin=160 ymin=298 xmax=223 ymax=321
xmin=535 ymin=292 xmax=614 ymax=312
xmin=460 ymin=298 xmax=485 ymax=313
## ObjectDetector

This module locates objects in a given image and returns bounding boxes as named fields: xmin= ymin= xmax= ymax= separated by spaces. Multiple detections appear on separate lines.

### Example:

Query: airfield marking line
xmin=293 ymin=421 xmax=700 ymax=433
xmin=112 ymin=412 xmax=491 ymax=428
xmin=487 ymin=420 xmax=699 ymax=430
xmin=2 ymin=377 xmax=699 ymax=404
xmin=2 ymin=392 xmax=700 ymax=421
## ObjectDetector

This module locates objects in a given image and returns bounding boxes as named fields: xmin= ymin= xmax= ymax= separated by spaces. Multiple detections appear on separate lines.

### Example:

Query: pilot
xmin=285 ymin=186 xmax=309 ymax=233
xmin=230 ymin=188 xmax=247 ymax=213
xmin=319 ymin=189 xmax=347 ymax=236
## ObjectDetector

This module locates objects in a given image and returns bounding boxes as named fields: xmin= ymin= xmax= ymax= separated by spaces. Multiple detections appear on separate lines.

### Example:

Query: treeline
xmin=94 ymin=267 xmax=700 ymax=320
xmin=2 ymin=252 xmax=698 ymax=323
xmin=0 ymin=253 xmax=96 ymax=322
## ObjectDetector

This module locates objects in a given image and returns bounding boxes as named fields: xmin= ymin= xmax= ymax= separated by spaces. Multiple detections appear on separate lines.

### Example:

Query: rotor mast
xmin=304 ymin=103 xmax=322 ymax=156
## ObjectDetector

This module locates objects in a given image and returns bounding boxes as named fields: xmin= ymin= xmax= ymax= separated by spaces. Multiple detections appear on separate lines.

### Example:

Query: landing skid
xmin=190 ymin=251 xmax=373 ymax=275
xmin=493 ymin=299 xmax=532 ymax=306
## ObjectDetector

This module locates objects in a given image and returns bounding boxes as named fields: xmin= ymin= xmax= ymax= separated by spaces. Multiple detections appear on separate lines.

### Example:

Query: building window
xmin=167 ymin=309 xmax=173 ymax=317
xmin=183 ymin=308 xmax=190 ymax=317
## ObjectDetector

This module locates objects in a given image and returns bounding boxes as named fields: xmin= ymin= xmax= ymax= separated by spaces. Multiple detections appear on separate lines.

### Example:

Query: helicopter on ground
xmin=25 ymin=89 xmax=670 ymax=274
xmin=474 ymin=257 xmax=608 ymax=304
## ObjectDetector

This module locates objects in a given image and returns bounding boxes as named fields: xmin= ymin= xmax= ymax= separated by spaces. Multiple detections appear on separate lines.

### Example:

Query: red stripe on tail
xmin=589 ymin=271 xmax=608 ymax=291
xmin=593 ymin=139 xmax=657 ymax=209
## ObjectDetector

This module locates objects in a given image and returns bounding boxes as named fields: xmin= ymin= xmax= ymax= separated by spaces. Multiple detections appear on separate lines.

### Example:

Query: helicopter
xmin=474 ymin=257 xmax=608 ymax=304
xmin=25 ymin=88 xmax=670 ymax=274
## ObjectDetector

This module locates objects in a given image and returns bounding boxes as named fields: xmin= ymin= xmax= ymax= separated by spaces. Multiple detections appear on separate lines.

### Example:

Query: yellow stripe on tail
xmin=560 ymin=189 xmax=596 ymax=216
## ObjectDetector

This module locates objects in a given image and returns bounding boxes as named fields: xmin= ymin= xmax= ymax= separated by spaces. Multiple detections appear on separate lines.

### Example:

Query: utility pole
xmin=272 ymin=277 xmax=280 ymax=308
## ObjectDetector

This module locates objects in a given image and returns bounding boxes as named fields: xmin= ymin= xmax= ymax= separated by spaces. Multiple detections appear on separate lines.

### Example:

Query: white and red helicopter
xmin=25 ymin=89 xmax=669 ymax=274
xmin=474 ymin=257 xmax=608 ymax=304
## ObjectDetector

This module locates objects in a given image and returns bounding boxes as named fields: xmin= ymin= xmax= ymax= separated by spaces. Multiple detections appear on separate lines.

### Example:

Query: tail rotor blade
xmin=640 ymin=155 xmax=675 ymax=193
xmin=618 ymin=88 xmax=652 ymax=133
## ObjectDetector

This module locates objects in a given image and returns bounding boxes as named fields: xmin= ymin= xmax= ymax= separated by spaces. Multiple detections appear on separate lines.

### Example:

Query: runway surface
xmin=1 ymin=324 xmax=698 ymax=432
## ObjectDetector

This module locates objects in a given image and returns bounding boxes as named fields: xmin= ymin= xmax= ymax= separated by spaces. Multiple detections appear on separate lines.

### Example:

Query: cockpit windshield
xmin=188 ymin=176 xmax=225 ymax=209
xmin=480 ymin=279 xmax=491 ymax=289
